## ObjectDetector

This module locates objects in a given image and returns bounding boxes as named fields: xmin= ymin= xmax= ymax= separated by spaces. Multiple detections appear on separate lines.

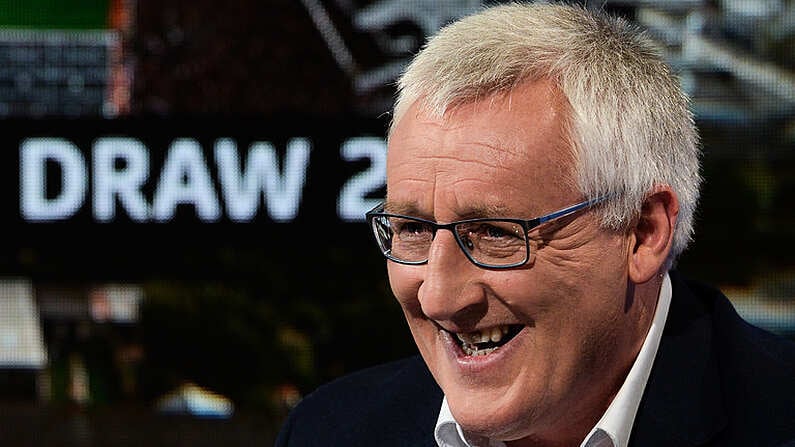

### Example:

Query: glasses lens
xmin=371 ymin=215 xmax=434 ymax=263
xmin=455 ymin=220 xmax=527 ymax=267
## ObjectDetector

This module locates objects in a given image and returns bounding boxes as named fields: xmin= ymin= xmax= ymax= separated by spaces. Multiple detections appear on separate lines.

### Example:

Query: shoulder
xmin=673 ymin=271 xmax=795 ymax=367
xmin=658 ymin=271 xmax=795 ymax=445
xmin=291 ymin=354 xmax=440 ymax=417
xmin=274 ymin=355 xmax=442 ymax=447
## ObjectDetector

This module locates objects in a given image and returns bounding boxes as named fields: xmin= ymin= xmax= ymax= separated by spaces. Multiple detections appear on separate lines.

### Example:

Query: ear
xmin=628 ymin=186 xmax=679 ymax=284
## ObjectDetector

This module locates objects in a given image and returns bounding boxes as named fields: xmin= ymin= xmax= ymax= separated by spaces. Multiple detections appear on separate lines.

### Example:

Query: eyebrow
xmin=382 ymin=201 xmax=422 ymax=217
xmin=383 ymin=200 xmax=516 ymax=221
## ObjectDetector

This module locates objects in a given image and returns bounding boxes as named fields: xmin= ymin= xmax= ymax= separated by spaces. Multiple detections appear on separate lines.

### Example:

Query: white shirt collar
xmin=434 ymin=273 xmax=673 ymax=447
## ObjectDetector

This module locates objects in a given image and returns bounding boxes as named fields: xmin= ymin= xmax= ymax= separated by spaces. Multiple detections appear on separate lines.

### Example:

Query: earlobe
xmin=628 ymin=186 xmax=679 ymax=284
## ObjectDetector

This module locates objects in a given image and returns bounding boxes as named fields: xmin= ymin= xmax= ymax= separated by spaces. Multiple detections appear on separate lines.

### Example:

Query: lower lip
xmin=440 ymin=326 xmax=527 ymax=374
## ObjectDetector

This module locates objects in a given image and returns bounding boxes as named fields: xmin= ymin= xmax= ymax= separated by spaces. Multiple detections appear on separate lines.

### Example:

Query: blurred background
xmin=0 ymin=0 xmax=792 ymax=445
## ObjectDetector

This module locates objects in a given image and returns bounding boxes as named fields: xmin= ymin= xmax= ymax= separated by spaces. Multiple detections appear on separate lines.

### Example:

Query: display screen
xmin=0 ymin=1 xmax=792 ymax=445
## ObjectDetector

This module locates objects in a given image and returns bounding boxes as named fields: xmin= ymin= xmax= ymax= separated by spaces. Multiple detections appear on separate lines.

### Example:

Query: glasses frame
xmin=365 ymin=195 xmax=610 ymax=269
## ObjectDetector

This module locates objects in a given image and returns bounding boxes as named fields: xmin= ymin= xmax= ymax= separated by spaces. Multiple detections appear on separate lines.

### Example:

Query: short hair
xmin=391 ymin=2 xmax=702 ymax=267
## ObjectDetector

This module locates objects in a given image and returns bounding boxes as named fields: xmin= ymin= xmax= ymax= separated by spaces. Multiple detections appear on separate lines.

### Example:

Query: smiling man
xmin=275 ymin=3 xmax=795 ymax=447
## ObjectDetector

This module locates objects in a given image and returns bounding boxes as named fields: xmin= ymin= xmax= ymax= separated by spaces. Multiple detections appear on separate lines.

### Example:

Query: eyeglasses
xmin=365 ymin=196 xmax=609 ymax=269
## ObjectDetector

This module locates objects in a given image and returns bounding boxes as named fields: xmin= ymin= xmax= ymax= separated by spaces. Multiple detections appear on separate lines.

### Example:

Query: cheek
xmin=534 ymin=233 xmax=628 ymax=293
xmin=513 ymin=236 xmax=629 ymax=327
xmin=387 ymin=263 xmax=423 ymax=311
xmin=527 ymin=241 xmax=630 ymax=359
xmin=387 ymin=264 xmax=438 ymax=361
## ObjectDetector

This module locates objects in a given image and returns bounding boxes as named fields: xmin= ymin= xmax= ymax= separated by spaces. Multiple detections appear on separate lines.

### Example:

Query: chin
xmin=446 ymin=388 xmax=537 ymax=441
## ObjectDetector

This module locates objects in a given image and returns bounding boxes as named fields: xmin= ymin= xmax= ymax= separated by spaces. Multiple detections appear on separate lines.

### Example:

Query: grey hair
xmin=390 ymin=2 xmax=702 ymax=267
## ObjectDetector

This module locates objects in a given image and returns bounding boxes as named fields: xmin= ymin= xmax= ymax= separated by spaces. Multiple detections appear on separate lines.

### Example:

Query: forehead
xmin=386 ymin=79 xmax=576 ymax=217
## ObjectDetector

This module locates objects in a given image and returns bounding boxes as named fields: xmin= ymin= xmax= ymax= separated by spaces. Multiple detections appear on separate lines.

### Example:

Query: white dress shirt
xmin=434 ymin=273 xmax=673 ymax=447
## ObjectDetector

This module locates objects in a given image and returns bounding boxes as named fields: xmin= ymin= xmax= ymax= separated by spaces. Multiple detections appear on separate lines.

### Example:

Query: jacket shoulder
xmin=274 ymin=355 xmax=441 ymax=447
xmin=641 ymin=271 xmax=795 ymax=446
xmin=694 ymin=277 xmax=795 ymax=445
xmin=681 ymin=273 xmax=795 ymax=368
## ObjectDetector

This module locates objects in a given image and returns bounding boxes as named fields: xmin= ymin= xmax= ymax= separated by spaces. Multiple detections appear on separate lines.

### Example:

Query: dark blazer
xmin=275 ymin=271 xmax=795 ymax=446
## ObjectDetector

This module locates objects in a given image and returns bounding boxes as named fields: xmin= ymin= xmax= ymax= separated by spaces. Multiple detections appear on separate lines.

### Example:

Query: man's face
xmin=385 ymin=79 xmax=641 ymax=442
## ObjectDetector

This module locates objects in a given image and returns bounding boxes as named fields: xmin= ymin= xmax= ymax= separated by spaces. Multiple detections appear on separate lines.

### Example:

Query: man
xmin=275 ymin=3 xmax=795 ymax=446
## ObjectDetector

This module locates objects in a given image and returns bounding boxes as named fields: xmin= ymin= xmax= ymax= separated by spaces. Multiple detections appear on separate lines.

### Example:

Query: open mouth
xmin=452 ymin=325 xmax=524 ymax=356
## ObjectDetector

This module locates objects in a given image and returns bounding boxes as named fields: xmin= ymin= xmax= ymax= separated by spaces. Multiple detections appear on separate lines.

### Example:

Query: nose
xmin=417 ymin=230 xmax=487 ymax=324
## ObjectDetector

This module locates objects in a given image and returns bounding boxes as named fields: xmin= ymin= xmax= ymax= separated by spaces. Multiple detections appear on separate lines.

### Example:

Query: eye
xmin=483 ymin=225 xmax=508 ymax=238
xmin=392 ymin=218 xmax=433 ymax=239
xmin=398 ymin=221 xmax=427 ymax=234
xmin=468 ymin=221 xmax=522 ymax=241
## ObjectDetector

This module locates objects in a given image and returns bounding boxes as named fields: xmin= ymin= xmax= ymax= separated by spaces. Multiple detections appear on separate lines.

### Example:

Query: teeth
xmin=490 ymin=327 xmax=504 ymax=342
xmin=461 ymin=344 xmax=497 ymax=356
xmin=455 ymin=325 xmax=515 ymax=356
xmin=455 ymin=325 xmax=511 ymax=344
